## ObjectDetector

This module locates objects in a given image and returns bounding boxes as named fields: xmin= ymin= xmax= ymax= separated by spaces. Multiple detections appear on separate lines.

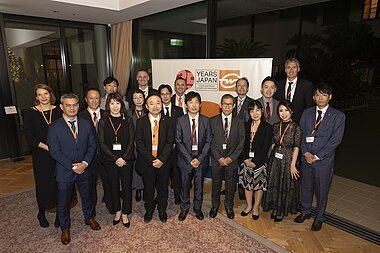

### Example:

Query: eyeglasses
xmin=222 ymin=103 xmax=234 ymax=107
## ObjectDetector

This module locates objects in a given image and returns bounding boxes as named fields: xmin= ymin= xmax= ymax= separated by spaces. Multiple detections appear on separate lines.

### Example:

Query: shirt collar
xmin=316 ymin=105 xmax=329 ymax=115
xmin=222 ymin=113 xmax=232 ymax=121
xmin=189 ymin=113 xmax=199 ymax=121
xmin=287 ymin=77 xmax=298 ymax=84
xmin=87 ymin=107 xmax=100 ymax=115
xmin=149 ymin=113 xmax=160 ymax=123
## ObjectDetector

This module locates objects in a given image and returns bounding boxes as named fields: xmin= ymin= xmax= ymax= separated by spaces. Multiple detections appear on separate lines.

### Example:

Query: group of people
xmin=24 ymin=58 xmax=345 ymax=245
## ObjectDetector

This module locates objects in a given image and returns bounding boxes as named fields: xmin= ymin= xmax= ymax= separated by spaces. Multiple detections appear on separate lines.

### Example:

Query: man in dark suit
xmin=176 ymin=91 xmax=212 ymax=221
xmin=135 ymin=94 xmax=174 ymax=223
xmin=126 ymin=69 xmax=158 ymax=105
xmin=294 ymin=84 xmax=345 ymax=231
xmin=47 ymin=93 xmax=100 ymax=245
xmin=209 ymin=94 xmax=245 ymax=220
xmin=158 ymin=84 xmax=184 ymax=205
xmin=78 ymin=88 xmax=111 ymax=215
xmin=274 ymin=58 xmax=314 ymax=123
xmin=233 ymin=77 xmax=254 ymax=123
xmin=257 ymin=76 xmax=280 ymax=125
xmin=171 ymin=77 xmax=187 ymax=114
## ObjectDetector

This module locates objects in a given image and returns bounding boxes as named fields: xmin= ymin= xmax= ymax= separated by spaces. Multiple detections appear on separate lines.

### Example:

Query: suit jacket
xmin=257 ymin=97 xmax=280 ymax=125
xmin=135 ymin=115 xmax=174 ymax=174
xmin=241 ymin=120 xmax=273 ymax=167
xmin=300 ymin=106 xmax=345 ymax=169
xmin=78 ymin=109 xmax=105 ymax=146
xmin=233 ymin=96 xmax=254 ymax=122
xmin=171 ymin=94 xmax=187 ymax=114
xmin=175 ymin=114 xmax=212 ymax=169
xmin=274 ymin=78 xmax=314 ymax=123
xmin=210 ymin=114 xmax=245 ymax=165
xmin=162 ymin=104 xmax=184 ymax=121
xmin=47 ymin=117 xmax=96 ymax=182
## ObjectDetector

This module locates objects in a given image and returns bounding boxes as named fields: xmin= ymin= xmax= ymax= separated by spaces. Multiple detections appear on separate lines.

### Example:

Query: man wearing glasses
xmin=209 ymin=94 xmax=245 ymax=219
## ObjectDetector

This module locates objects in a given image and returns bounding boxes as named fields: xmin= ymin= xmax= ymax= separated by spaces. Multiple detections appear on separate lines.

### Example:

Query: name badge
xmin=306 ymin=136 xmax=315 ymax=143
xmin=275 ymin=152 xmax=283 ymax=160
xmin=192 ymin=145 xmax=198 ymax=151
xmin=249 ymin=152 xmax=255 ymax=158
xmin=152 ymin=145 xmax=158 ymax=151
xmin=222 ymin=144 xmax=227 ymax=150
xmin=113 ymin=143 xmax=122 ymax=151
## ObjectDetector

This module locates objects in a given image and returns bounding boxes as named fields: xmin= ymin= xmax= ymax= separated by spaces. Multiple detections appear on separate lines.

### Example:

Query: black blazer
xmin=135 ymin=115 xmax=174 ymax=173
xmin=274 ymin=78 xmax=314 ymax=123
xmin=171 ymin=94 xmax=186 ymax=114
xmin=233 ymin=96 xmax=254 ymax=122
xmin=241 ymin=120 xmax=273 ymax=168
xmin=98 ymin=115 xmax=135 ymax=164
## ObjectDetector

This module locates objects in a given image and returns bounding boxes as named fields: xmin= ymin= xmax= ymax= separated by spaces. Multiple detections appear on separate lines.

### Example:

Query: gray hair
xmin=60 ymin=93 xmax=79 ymax=104
xmin=285 ymin=58 xmax=300 ymax=68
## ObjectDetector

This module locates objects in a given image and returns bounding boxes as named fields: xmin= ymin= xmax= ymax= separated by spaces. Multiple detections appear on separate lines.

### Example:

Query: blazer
xmin=233 ymin=96 xmax=254 ymax=122
xmin=171 ymin=94 xmax=187 ymax=114
xmin=257 ymin=97 xmax=280 ymax=125
xmin=47 ymin=117 xmax=96 ymax=182
xmin=274 ymin=77 xmax=314 ymax=123
xmin=135 ymin=115 xmax=174 ymax=174
xmin=241 ymin=120 xmax=273 ymax=167
xmin=210 ymin=114 xmax=245 ymax=164
xmin=78 ymin=109 xmax=105 ymax=145
xmin=300 ymin=106 xmax=345 ymax=169
xmin=161 ymin=104 xmax=184 ymax=121
xmin=175 ymin=114 xmax=212 ymax=169
xmin=98 ymin=115 xmax=135 ymax=164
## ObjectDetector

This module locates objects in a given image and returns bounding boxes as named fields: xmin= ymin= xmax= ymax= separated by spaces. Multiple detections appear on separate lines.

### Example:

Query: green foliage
xmin=216 ymin=39 xmax=269 ymax=58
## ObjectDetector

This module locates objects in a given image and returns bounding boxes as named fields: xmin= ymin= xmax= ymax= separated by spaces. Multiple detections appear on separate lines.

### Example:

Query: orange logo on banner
xmin=218 ymin=70 xmax=240 ymax=91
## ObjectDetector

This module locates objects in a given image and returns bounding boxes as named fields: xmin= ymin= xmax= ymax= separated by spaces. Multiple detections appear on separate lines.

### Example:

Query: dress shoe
xmin=270 ymin=211 xmax=276 ymax=220
xmin=252 ymin=210 xmax=259 ymax=220
xmin=122 ymin=214 xmax=130 ymax=228
xmin=60 ymin=229 xmax=70 ymax=245
xmin=178 ymin=210 xmax=188 ymax=221
xmin=226 ymin=208 xmax=235 ymax=219
xmin=144 ymin=211 xmax=153 ymax=223
xmin=274 ymin=216 xmax=283 ymax=222
xmin=240 ymin=207 xmax=253 ymax=217
xmin=294 ymin=213 xmax=312 ymax=223
xmin=37 ymin=212 xmax=49 ymax=228
xmin=54 ymin=214 xmax=60 ymax=228
xmin=85 ymin=218 xmax=101 ymax=230
xmin=195 ymin=209 xmax=204 ymax=220
xmin=174 ymin=194 xmax=181 ymax=205
xmin=209 ymin=207 xmax=218 ymax=218
xmin=311 ymin=219 xmax=323 ymax=231
xmin=135 ymin=190 xmax=142 ymax=202
xmin=159 ymin=211 xmax=168 ymax=223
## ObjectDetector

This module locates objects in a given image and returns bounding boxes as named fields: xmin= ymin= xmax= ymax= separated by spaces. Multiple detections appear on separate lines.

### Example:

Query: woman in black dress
xmin=98 ymin=93 xmax=135 ymax=227
xmin=262 ymin=100 xmax=302 ymax=222
xmin=24 ymin=84 xmax=61 ymax=227
xmin=126 ymin=89 xmax=146 ymax=202
xmin=239 ymin=100 xmax=273 ymax=220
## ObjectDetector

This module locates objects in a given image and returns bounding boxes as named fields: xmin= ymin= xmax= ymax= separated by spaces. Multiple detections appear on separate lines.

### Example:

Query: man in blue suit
xmin=176 ymin=91 xmax=212 ymax=221
xmin=294 ymin=84 xmax=345 ymax=231
xmin=48 ymin=93 xmax=100 ymax=245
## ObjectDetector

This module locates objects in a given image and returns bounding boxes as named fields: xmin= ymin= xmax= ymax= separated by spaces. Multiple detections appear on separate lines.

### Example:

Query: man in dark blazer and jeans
xmin=209 ymin=94 xmax=245 ymax=219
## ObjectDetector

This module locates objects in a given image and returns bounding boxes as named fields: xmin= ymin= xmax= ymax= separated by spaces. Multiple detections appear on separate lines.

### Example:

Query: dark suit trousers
xmin=170 ymin=149 xmax=181 ymax=197
xmin=106 ymin=162 xmax=133 ymax=214
xmin=180 ymin=165 xmax=204 ymax=211
xmin=300 ymin=161 xmax=334 ymax=221
xmin=142 ymin=165 xmax=170 ymax=213
xmin=212 ymin=162 xmax=238 ymax=210
xmin=95 ymin=160 xmax=112 ymax=213
xmin=57 ymin=174 xmax=94 ymax=230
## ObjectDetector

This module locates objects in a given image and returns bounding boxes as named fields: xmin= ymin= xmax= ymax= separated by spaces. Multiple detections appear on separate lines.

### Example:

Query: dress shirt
xmin=237 ymin=96 xmax=246 ymax=108
xmin=285 ymin=77 xmax=298 ymax=102
xmin=316 ymin=105 xmax=329 ymax=120
xmin=140 ymin=87 xmax=149 ymax=98
xmin=262 ymin=97 xmax=273 ymax=117
xmin=188 ymin=113 xmax=199 ymax=144
xmin=149 ymin=113 xmax=161 ymax=138
xmin=163 ymin=103 xmax=172 ymax=117
xmin=175 ymin=94 xmax=186 ymax=114
xmin=87 ymin=107 xmax=101 ymax=121
xmin=63 ymin=115 xmax=78 ymax=135
xmin=221 ymin=113 xmax=232 ymax=139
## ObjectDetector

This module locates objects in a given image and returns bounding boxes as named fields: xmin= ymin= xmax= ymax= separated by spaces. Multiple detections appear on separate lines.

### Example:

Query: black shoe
xmin=54 ymin=214 xmax=60 ymax=228
xmin=209 ymin=207 xmax=218 ymax=218
xmin=274 ymin=216 xmax=283 ymax=222
xmin=311 ymin=219 xmax=323 ymax=231
xmin=270 ymin=211 xmax=276 ymax=220
xmin=144 ymin=211 xmax=153 ymax=223
xmin=37 ymin=211 xmax=49 ymax=228
xmin=135 ymin=190 xmax=142 ymax=202
xmin=178 ymin=210 xmax=188 ymax=221
xmin=174 ymin=195 xmax=181 ymax=205
xmin=226 ymin=208 xmax=235 ymax=219
xmin=195 ymin=209 xmax=204 ymax=220
xmin=159 ymin=211 xmax=168 ymax=223
xmin=294 ymin=213 xmax=312 ymax=223
xmin=122 ymin=214 xmax=130 ymax=228
xmin=240 ymin=207 xmax=253 ymax=217
xmin=252 ymin=210 xmax=259 ymax=220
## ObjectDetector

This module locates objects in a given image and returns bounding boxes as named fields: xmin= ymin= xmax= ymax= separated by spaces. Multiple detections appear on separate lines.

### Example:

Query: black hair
xmin=261 ymin=76 xmax=277 ymax=88
xmin=175 ymin=77 xmax=186 ymax=84
xmin=236 ymin=77 xmax=249 ymax=88
xmin=314 ymin=83 xmax=333 ymax=95
xmin=158 ymin=84 xmax=173 ymax=94
xmin=185 ymin=91 xmax=201 ymax=104
xmin=105 ymin=92 xmax=126 ymax=116
xmin=277 ymin=99 xmax=294 ymax=119
xmin=221 ymin=94 xmax=235 ymax=104
xmin=247 ymin=100 xmax=265 ymax=122
xmin=103 ymin=76 xmax=119 ymax=87
xmin=85 ymin=88 xmax=100 ymax=97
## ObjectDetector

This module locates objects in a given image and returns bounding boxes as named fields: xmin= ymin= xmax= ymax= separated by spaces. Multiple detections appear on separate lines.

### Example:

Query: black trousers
xmin=106 ymin=162 xmax=133 ymax=215
xmin=211 ymin=161 xmax=238 ymax=210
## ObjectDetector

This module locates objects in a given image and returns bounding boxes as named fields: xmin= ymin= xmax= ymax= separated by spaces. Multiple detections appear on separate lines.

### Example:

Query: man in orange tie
xmin=135 ymin=94 xmax=174 ymax=223
xmin=171 ymin=77 xmax=187 ymax=114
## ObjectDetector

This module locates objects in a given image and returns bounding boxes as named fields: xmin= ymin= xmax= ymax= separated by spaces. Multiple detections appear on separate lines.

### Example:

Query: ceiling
xmin=0 ymin=0 xmax=331 ymax=25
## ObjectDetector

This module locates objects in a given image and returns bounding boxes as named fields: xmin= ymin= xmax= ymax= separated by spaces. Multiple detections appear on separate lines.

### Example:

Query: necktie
xmin=152 ymin=119 xmax=158 ymax=158
xmin=144 ymin=90 xmax=148 ymax=98
xmin=165 ymin=107 xmax=169 ymax=116
xmin=224 ymin=117 xmax=229 ymax=143
xmin=287 ymin=82 xmax=293 ymax=101
xmin=191 ymin=118 xmax=198 ymax=157
xmin=237 ymin=99 xmax=243 ymax=114
xmin=265 ymin=102 xmax=271 ymax=122
xmin=178 ymin=96 xmax=183 ymax=108
xmin=93 ymin=112 xmax=98 ymax=130
xmin=315 ymin=110 xmax=322 ymax=130
xmin=68 ymin=120 xmax=76 ymax=133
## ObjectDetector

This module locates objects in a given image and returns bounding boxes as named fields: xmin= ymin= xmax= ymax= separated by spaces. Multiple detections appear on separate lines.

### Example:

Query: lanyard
xmin=249 ymin=121 xmax=257 ymax=150
xmin=279 ymin=120 xmax=292 ymax=146
xmin=311 ymin=117 xmax=323 ymax=135
xmin=135 ymin=109 xmax=143 ymax=119
xmin=64 ymin=117 xmax=77 ymax=139
xmin=109 ymin=116 xmax=122 ymax=143
xmin=40 ymin=108 xmax=53 ymax=125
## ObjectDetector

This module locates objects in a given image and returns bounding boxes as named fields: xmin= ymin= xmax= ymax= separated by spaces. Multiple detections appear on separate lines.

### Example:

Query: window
xmin=363 ymin=0 xmax=379 ymax=19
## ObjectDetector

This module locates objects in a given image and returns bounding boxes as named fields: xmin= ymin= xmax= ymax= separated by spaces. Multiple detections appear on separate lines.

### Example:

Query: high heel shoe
xmin=122 ymin=214 xmax=130 ymax=228
xmin=252 ymin=212 xmax=260 ymax=220
xmin=240 ymin=207 xmax=253 ymax=217
xmin=113 ymin=211 xmax=121 ymax=225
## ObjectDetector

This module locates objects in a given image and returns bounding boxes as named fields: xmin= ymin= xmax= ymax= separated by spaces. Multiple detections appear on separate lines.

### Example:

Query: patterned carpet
xmin=0 ymin=189 xmax=287 ymax=253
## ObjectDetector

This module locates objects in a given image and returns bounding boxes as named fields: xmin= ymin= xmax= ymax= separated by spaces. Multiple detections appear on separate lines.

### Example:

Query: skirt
xmin=239 ymin=162 xmax=267 ymax=191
